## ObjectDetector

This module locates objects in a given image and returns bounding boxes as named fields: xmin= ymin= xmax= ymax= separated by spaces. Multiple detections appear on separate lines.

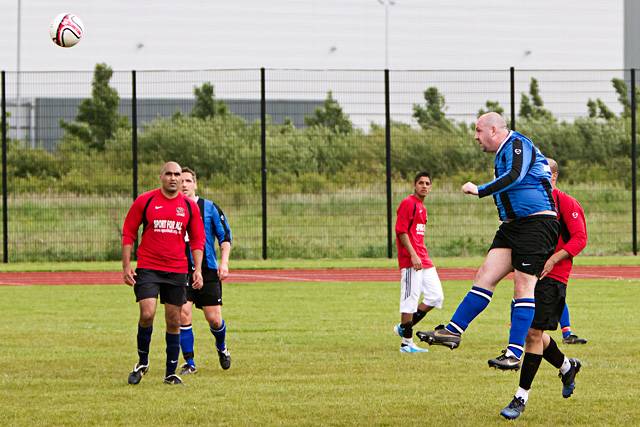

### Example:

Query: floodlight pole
xmin=16 ymin=0 xmax=21 ymax=140
xmin=378 ymin=0 xmax=395 ymax=69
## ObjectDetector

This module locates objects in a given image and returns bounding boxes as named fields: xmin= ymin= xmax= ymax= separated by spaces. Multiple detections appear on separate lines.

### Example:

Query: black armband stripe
xmin=499 ymin=192 xmax=516 ymax=220
xmin=542 ymin=178 xmax=555 ymax=211
xmin=212 ymin=201 xmax=232 ymax=243
xmin=478 ymin=139 xmax=524 ymax=197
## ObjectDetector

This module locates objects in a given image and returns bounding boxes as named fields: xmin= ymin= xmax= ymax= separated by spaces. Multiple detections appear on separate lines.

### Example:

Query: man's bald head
xmin=159 ymin=161 xmax=182 ymax=198
xmin=474 ymin=112 xmax=509 ymax=153
xmin=160 ymin=161 xmax=181 ymax=175
xmin=477 ymin=112 xmax=507 ymax=130
xmin=546 ymin=157 xmax=559 ymax=188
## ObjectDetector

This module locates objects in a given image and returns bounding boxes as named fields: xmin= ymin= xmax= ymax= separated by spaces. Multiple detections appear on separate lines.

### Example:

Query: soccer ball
xmin=49 ymin=13 xmax=85 ymax=48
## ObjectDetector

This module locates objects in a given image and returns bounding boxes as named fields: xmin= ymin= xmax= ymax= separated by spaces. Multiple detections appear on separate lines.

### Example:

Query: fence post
xmin=131 ymin=70 xmax=138 ymax=201
xmin=260 ymin=68 xmax=267 ymax=260
xmin=631 ymin=69 xmax=637 ymax=255
xmin=384 ymin=69 xmax=392 ymax=258
xmin=510 ymin=66 xmax=516 ymax=130
xmin=1 ymin=71 xmax=7 ymax=263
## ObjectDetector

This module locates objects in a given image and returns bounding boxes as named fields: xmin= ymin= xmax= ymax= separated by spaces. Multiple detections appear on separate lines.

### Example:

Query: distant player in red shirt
xmin=394 ymin=172 xmax=444 ymax=353
xmin=500 ymin=158 xmax=587 ymax=419
xmin=122 ymin=161 xmax=205 ymax=386
xmin=543 ymin=159 xmax=588 ymax=345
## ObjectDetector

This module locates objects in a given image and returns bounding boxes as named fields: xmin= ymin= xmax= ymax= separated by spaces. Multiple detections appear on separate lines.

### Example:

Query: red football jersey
xmin=547 ymin=188 xmax=588 ymax=284
xmin=122 ymin=189 xmax=205 ymax=273
xmin=395 ymin=194 xmax=434 ymax=269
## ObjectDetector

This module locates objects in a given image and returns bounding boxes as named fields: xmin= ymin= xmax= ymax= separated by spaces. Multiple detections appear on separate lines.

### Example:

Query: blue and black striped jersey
xmin=186 ymin=197 xmax=232 ymax=270
xmin=477 ymin=131 xmax=555 ymax=221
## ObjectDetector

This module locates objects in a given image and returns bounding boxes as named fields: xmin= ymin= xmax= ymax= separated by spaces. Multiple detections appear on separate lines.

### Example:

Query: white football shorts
xmin=399 ymin=266 xmax=444 ymax=313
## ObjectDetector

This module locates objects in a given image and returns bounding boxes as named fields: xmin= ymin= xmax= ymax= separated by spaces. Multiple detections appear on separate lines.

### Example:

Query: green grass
xmin=3 ymin=182 xmax=637 ymax=261
xmin=1 ymin=278 xmax=638 ymax=426
xmin=1 ymin=255 xmax=638 ymax=272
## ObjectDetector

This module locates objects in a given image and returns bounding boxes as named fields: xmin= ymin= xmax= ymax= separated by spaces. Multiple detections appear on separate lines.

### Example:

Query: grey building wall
xmin=625 ymin=0 xmax=640 ymax=69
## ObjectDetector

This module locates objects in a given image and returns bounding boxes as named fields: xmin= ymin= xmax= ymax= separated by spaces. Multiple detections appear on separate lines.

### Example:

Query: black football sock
xmin=519 ymin=352 xmax=543 ymax=390
xmin=543 ymin=337 xmax=565 ymax=369
xmin=165 ymin=332 xmax=180 ymax=377
xmin=411 ymin=309 xmax=428 ymax=326
xmin=137 ymin=325 xmax=153 ymax=366
xmin=401 ymin=322 xmax=413 ymax=340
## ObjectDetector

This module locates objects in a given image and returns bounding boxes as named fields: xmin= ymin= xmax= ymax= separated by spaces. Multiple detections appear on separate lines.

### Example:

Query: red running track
xmin=0 ymin=266 xmax=639 ymax=286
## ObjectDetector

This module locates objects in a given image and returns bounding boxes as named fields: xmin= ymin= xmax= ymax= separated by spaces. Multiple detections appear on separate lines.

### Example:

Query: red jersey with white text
xmin=122 ymin=189 xmax=205 ymax=273
xmin=547 ymin=188 xmax=587 ymax=284
xmin=395 ymin=194 xmax=434 ymax=269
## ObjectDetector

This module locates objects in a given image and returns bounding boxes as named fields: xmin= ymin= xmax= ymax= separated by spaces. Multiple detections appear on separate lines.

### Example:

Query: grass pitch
xmin=1 ymin=278 xmax=638 ymax=426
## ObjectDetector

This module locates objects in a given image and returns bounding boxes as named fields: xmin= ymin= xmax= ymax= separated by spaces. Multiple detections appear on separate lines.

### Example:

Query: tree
xmin=190 ymin=82 xmax=229 ymax=119
xmin=413 ymin=87 xmax=452 ymax=130
xmin=608 ymin=77 xmax=640 ymax=119
xmin=610 ymin=77 xmax=640 ymax=118
xmin=477 ymin=100 xmax=504 ymax=117
xmin=612 ymin=78 xmax=631 ymax=117
xmin=587 ymin=98 xmax=615 ymax=121
xmin=60 ymin=63 xmax=127 ymax=150
xmin=587 ymin=99 xmax=597 ymax=118
xmin=304 ymin=91 xmax=353 ymax=134
xmin=519 ymin=78 xmax=554 ymax=121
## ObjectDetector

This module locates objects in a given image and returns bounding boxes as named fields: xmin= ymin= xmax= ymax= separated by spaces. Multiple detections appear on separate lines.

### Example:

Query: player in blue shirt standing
xmin=418 ymin=112 xmax=559 ymax=372
xmin=179 ymin=167 xmax=233 ymax=373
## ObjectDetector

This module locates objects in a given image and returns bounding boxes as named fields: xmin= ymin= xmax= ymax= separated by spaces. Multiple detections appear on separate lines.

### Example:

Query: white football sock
xmin=560 ymin=357 xmax=571 ymax=375
xmin=515 ymin=387 xmax=529 ymax=403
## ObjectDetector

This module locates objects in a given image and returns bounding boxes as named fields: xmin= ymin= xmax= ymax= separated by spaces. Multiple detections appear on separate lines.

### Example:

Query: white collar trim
xmin=496 ymin=130 xmax=513 ymax=154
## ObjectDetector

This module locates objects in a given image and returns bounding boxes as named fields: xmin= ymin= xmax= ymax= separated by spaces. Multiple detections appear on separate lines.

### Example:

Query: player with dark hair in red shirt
xmin=394 ymin=171 xmax=444 ymax=353
xmin=122 ymin=161 xmax=205 ymax=386
xmin=500 ymin=158 xmax=587 ymax=420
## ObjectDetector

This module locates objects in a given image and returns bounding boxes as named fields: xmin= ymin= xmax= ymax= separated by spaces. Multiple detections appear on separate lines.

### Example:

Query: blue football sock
xmin=210 ymin=319 xmax=227 ymax=351
xmin=165 ymin=332 xmax=180 ymax=377
xmin=446 ymin=286 xmax=493 ymax=335
xmin=180 ymin=324 xmax=195 ymax=366
xmin=560 ymin=304 xmax=572 ymax=338
xmin=507 ymin=298 xmax=535 ymax=359
xmin=510 ymin=299 xmax=515 ymax=325
xmin=137 ymin=325 xmax=153 ymax=366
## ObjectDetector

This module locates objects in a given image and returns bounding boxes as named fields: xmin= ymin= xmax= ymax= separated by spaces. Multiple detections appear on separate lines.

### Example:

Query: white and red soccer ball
xmin=49 ymin=13 xmax=84 ymax=48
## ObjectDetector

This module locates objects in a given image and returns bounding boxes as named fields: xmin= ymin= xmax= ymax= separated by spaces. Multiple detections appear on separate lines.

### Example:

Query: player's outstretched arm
xmin=461 ymin=182 xmax=478 ymax=195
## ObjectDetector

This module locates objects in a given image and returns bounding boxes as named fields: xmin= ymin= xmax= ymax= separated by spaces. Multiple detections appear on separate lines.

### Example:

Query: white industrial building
xmin=1 ymin=0 xmax=638 ymax=145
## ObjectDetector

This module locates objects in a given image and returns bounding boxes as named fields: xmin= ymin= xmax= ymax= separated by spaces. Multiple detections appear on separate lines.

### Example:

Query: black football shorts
xmin=489 ymin=215 xmax=559 ymax=276
xmin=187 ymin=268 xmax=223 ymax=309
xmin=530 ymin=277 xmax=566 ymax=331
xmin=133 ymin=268 xmax=188 ymax=306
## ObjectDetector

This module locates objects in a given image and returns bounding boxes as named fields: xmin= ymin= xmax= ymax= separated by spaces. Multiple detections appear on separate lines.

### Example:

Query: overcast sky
xmin=1 ymin=0 xmax=623 ymax=71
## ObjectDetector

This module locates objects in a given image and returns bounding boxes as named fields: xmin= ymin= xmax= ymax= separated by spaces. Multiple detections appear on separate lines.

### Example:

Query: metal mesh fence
xmin=266 ymin=70 xmax=387 ymax=258
xmin=134 ymin=69 xmax=262 ymax=259
xmin=0 ymin=68 xmax=637 ymax=262
xmin=3 ymin=70 xmax=133 ymax=261
xmin=390 ymin=70 xmax=512 ymax=257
